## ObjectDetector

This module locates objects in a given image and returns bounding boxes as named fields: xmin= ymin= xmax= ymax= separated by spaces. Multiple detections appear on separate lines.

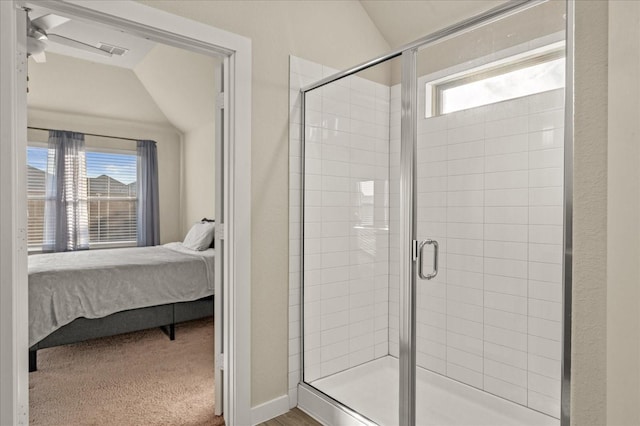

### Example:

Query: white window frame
xmin=0 ymin=2 xmax=252 ymax=425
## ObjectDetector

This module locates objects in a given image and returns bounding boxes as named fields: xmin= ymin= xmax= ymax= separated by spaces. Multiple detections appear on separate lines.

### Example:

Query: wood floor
xmin=258 ymin=408 xmax=322 ymax=426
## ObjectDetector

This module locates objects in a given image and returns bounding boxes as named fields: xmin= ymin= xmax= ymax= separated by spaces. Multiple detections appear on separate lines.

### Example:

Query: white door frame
xmin=0 ymin=1 xmax=252 ymax=425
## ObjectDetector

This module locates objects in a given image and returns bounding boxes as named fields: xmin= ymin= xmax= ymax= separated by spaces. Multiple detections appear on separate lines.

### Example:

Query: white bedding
xmin=28 ymin=242 xmax=214 ymax=347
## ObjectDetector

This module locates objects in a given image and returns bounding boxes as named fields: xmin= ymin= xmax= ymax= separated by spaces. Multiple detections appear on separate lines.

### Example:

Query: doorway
xmin=0 ymin=1 xmax=251 ymax=424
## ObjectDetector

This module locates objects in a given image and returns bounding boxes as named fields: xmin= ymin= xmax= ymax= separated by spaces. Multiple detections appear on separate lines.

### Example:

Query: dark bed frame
xmin=29 ymin=295 xmax=213 ymax=372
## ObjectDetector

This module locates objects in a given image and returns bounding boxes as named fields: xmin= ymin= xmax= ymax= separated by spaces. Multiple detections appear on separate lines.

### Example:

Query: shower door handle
xmin=416 ymin=239 xmax=438 ymax=280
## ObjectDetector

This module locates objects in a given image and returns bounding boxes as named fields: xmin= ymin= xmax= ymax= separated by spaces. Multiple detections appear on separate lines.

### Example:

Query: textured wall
xmin=607 ymin=1 xmax=640 ymax=425
xmin=182 ymin=123 xmax=216 ymax=237
xmin=571 ymin=1 xmax=608 ymax=425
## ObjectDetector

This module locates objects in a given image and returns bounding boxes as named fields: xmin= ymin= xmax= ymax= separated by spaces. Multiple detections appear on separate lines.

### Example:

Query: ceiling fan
xmin=27 ymin=12 xmax=113 ymax=63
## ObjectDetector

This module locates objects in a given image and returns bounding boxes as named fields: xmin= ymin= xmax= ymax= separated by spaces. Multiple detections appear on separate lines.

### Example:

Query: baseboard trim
xmin=251 ymin=394 xmax=290 ymax=425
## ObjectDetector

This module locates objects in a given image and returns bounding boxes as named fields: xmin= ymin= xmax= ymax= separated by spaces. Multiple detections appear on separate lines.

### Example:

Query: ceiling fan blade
xmin=31 ymin=51 xmax=47 ymax=63
xmin=31 ymin=14 xmax=70 ymax=32
xmin=47 ymin=34 xmax=112 ymax=58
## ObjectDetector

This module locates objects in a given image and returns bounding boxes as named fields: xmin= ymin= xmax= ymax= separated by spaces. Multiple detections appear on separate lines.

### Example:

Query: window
xmin=27 ymin=146 xmax=138 ymax=249
xmin=433 ymin=50 xmax=565 ymax=115
xmin=86 ymin=150 xmax=137 ymax=246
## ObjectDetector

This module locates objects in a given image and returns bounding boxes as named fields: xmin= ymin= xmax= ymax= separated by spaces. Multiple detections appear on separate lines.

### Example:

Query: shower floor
xmin=309 ymin=356 xmax=559 ymax=426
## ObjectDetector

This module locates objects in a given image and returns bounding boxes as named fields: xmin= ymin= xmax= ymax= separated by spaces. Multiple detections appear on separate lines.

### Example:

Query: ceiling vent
xmin=97 ymin=42 xmax=129 ymax=56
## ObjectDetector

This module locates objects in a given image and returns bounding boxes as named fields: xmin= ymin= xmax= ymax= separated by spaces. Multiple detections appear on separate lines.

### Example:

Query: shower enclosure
xmin=296 ymin=0 xmax=571 ymax=424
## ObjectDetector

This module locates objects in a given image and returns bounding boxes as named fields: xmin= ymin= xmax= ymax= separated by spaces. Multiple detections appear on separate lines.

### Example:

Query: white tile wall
xmin=290 ymin=56 xmax=391 ymax=400
xmin=291 ymin=56 xmax=563 ymax=419
xmin=389 ymin=86 xmax=564 ymax=417
xmin=389 ymin=87 xmax=564 ymax=418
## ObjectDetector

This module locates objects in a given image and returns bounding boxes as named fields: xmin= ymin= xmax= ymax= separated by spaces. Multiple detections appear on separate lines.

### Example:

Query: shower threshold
xmin=306 ymin=356 xmax=559 ymax=426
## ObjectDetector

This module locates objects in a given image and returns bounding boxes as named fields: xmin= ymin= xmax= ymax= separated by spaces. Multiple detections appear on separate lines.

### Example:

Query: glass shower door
xmin=299 ymin=2 xmax=568 ymax=425
xmin=302 ymin=56 xmax=402 ymax=425
xmin=412 ymin=1 xmax=566 ymax=424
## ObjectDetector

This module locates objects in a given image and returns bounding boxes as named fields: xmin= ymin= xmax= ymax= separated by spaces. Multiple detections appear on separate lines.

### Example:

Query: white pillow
xmin=183 ymin=222 xmax=215 ymax=251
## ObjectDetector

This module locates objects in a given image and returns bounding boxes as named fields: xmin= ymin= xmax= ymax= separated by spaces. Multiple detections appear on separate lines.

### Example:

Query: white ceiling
xmin=28 ymin=4 xmax=156 ymax=69
xmin=359 ymin=0 xmax=507 ymax=48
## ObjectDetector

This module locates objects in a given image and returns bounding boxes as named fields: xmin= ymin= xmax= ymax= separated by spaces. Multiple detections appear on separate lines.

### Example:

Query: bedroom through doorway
xmin=23 ymin=4 xmax=225 ymax=424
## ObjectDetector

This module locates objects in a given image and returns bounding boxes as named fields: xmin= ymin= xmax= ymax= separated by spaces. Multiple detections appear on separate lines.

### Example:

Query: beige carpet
xmin=29 ymin=318 xmax=225 ymax=426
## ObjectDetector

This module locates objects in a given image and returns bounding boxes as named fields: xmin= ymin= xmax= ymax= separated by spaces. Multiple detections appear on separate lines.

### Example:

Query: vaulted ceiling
xmin=26 ymin=3 xmax=218 ymax=135
xmin=359 ymin=0 xmax=507 ymax=48
xmin=28 ymin=46 xmax=219 ymax=136
xmin=27 ymin=52 xmax=171 ymax=126
xmin=133 ymin=44 xmax=219 ymax=134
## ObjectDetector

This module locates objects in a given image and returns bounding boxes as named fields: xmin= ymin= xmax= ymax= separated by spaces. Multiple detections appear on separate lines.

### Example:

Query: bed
xmin=28 ymin=241 xmax=215 ymax=372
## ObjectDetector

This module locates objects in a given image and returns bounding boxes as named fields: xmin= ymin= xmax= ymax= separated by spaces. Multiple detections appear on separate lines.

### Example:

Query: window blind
xmin=27 ymin=146 xmax=139 ymax=249
xmin=86 ymin=150 xmax=137 ymax=245
xmin=27 ymin=146 xmax=48 ymax=248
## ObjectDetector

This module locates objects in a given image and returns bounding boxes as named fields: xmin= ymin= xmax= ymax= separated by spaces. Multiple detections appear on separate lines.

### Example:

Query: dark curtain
xmin=136 ymin=140 xmax=160 ymax=246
